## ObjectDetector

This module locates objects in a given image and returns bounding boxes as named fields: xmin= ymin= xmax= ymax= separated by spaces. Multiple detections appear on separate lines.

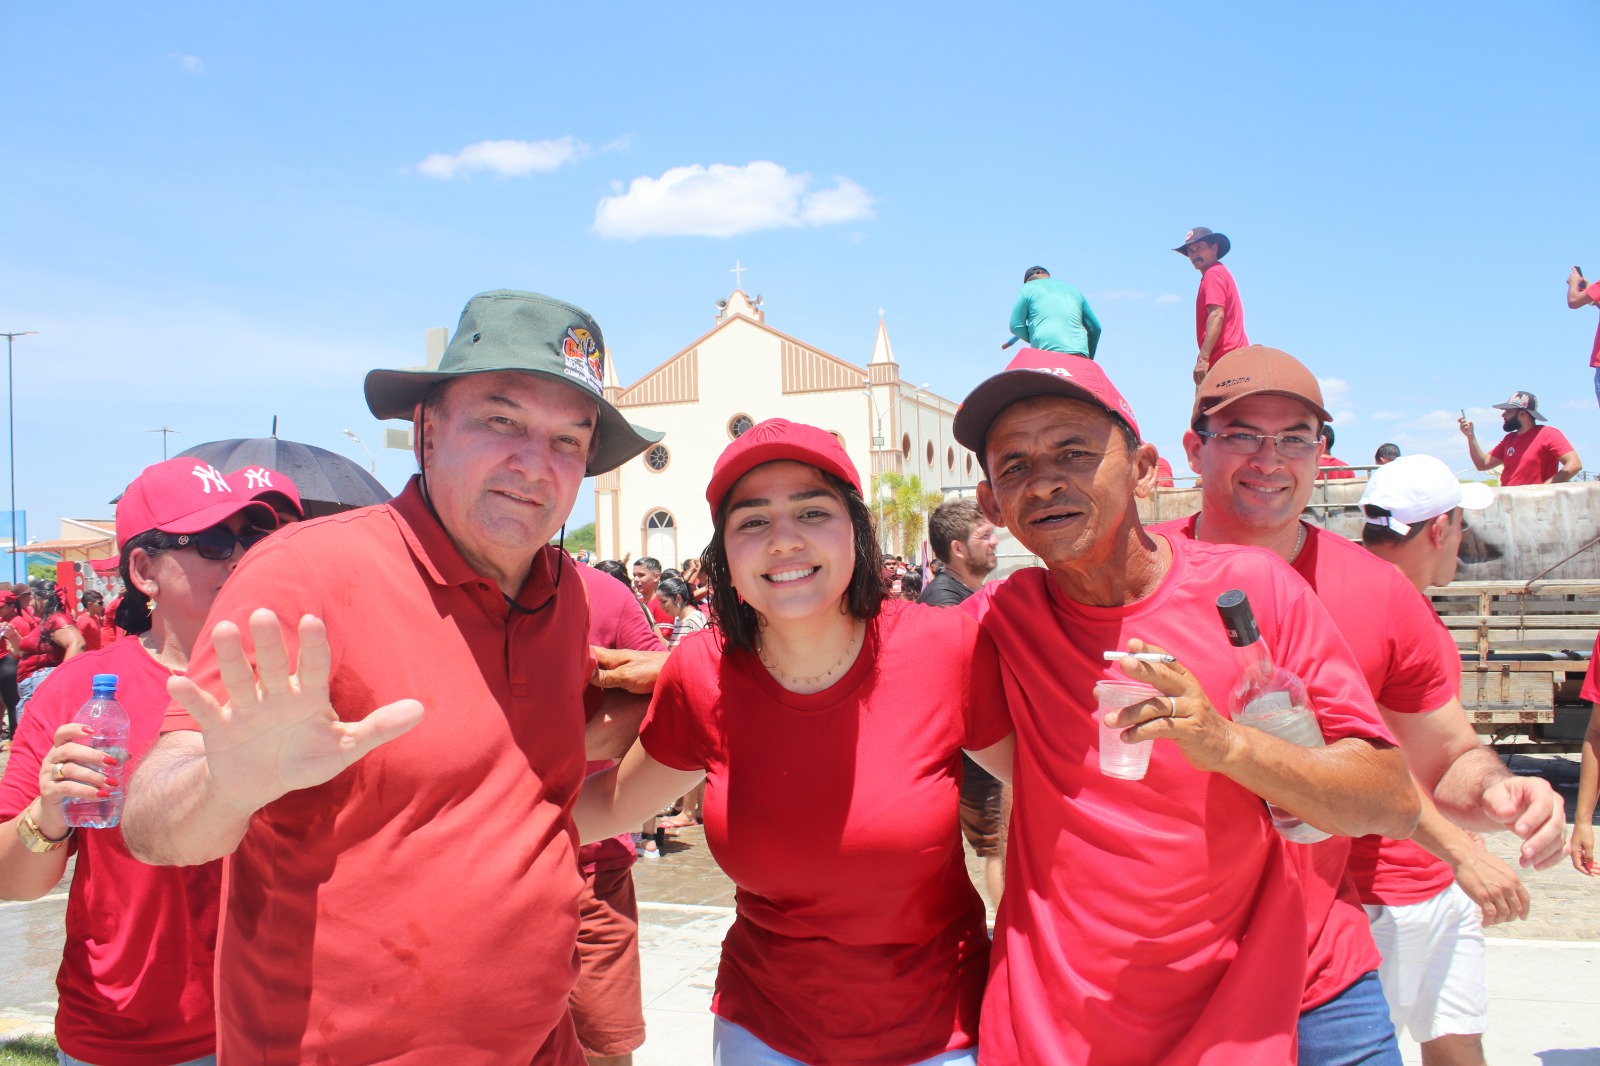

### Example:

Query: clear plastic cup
xmin=1094 ymin=680 xmax=1162 ymax=781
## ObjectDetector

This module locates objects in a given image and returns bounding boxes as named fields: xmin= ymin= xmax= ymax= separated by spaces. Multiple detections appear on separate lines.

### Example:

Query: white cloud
xmin=1331 ymin=409 xmax=1356 ymax=426
xmin=593 ymin=161 xmax=875 ymax=239
xmin=1318 ymin=376 xmax=1350 ymax=410
xmin=169 ymin=53 xmax=204 ymax=74
xmin=416 ymin=137 xmax=587 ymax=180
xmin=601 ymin=136 xmax=633 ymax=153
xmin=1153 ymin=293 xmax=1182 ymax=305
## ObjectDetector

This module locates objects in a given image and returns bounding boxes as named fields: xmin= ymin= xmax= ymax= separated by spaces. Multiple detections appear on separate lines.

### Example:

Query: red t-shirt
xmin=74 ymin=613 xmax=101 ymax=652
xmin=1161 ymin=519 xmax=1454 ymax=1000
xmin=1489 ymin=425 xmax=1575 ymax=486
xmin=19 ymin=611 xmax=73 ymax=679
xmin=576 ymin=565 xmax=663 ymax=875
xmin=1318 ymin=455 xmax=1357 ymax=479
xmin=162 ymin=479 xmax=592 ymax=1064
xmin=964 ymin=536 xmax=1391 ymax=1065
xmin=1588 ymin=307 xmax=1600 ymax=369
xmin=1286 ymin=524 xmax=1465 ymax=921
xmin=640 ymin=599 xmax=1009 ymax=1065
xmin=1155 ymin=456 xmax=1175 ymax=488
xmin=0 ymin=640 xmax=220 ymax=1066
xmin=1196 ymin=262 xmax=1250 ymax=365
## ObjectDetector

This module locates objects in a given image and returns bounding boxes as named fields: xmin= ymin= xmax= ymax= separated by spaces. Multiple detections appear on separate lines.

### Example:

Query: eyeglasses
xmin=170 ymin=526 xmax=271 ymax=561
xmin=1195 ymin=429 xmax=1320 ymax=460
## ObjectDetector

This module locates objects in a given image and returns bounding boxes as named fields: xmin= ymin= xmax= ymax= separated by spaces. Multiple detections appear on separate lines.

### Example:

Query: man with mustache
xmin=1176 ymin=226 xmax=1250 ymax=385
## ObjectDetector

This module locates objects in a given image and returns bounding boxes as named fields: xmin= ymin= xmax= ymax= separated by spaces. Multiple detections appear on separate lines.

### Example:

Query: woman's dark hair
xmin=898 ymin=570 xmax=923 ymax=598
xmin=701 ymin=467 xmax=884 ymax=653
xmin=657 ymin=575 xmax=693 ymax=610
xmin=594 ymin=559 xmax=631 ymax=587
xmin=114 ymin=529 xmax=174 ymax=635
xmin=32 ymin=581 xmax=65 ymax=619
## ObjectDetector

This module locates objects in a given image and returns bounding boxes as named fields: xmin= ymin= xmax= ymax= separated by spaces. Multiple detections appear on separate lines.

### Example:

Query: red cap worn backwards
xmin=115 ymin=457 xmax=279 ymax=552
xmin=952 ymin=348 xmax=1140 ymax=459
xmin=705 ymin=419 xmax=862 ymax=515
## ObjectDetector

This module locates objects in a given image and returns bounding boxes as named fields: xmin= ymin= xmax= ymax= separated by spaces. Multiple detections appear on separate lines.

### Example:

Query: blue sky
xmin=4 ymin=2 xmax=1598 ymax=542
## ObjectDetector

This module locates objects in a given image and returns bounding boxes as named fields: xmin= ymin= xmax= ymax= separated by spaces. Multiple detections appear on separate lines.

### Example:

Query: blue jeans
xmin=59 ymin=1054 xmax=215 ymax=1066
xmin=1593 ymin=366 xmax=1600 ymax=411
xmin=17 ymin=666 xmax=55 ymax=722
xmin=712 ymin=1017 xmax=977 ymax=1066
xmin=1297 ymin=970 xmax=1403 ymax=1065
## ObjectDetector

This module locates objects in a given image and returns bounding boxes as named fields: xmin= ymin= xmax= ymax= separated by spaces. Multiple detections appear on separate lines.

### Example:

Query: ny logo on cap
xmin=190 ymin=464 xmax=233 ymax=494
xmin=241 ymin=467 xmax=274 ymax=490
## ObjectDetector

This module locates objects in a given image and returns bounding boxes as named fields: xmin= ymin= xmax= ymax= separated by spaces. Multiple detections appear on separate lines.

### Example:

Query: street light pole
xmin=1 ymin=331 xmax=37 ymax=583
xmin=342 ymin=429 xmax=376 ymax=474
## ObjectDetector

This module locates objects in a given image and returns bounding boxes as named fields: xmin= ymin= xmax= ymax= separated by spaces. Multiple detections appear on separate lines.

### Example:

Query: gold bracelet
xmin=17 ymin=799 xmax=72 ymax=853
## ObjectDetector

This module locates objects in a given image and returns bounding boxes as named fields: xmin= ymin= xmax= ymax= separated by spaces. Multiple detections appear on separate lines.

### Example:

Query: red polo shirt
xmin=163 ymin=478 xmax=593 ymax=1064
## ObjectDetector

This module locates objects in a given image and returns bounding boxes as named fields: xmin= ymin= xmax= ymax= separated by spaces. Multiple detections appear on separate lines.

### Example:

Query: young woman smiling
xmin=576 ymin=419 xmax=1014 ymax=1066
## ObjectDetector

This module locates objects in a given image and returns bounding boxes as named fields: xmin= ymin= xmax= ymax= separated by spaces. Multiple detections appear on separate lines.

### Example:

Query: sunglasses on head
xmin=170 ymin=525 xmax=271 ymax=561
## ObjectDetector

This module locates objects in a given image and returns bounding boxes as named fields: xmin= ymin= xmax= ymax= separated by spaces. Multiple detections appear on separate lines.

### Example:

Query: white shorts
xmin=1364 ymin=882 xmax=1488 ymax=1043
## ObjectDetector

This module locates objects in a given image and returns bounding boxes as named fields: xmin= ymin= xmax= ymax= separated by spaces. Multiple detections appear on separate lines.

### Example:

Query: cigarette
xmin=1102 ymin=651 xmax=1176 ymax=664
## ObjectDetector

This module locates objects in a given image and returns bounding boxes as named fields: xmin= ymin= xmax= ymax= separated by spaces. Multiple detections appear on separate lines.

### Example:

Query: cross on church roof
xmin=731 ymin=260 xmax=748 ymax=290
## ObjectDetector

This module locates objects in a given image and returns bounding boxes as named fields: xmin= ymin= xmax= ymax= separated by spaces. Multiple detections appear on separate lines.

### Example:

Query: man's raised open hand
xmin=167 ymin=610 xmax=425 ymax=818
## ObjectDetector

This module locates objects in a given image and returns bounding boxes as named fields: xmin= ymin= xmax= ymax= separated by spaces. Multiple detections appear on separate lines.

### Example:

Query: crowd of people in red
xmin=0 ymin=281 xmax=1589 ymax=1066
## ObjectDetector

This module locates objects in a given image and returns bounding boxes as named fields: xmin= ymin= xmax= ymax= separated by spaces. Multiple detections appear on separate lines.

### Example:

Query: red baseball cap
xmin=953 ymin=348 xmax=1140 ymax=460
xmin=705 ymin=418 xmax=862 ymax=514
xmin=232 ymin=465 xmax=306 ymax=519
xmin=0 ymin=589 xmax=16 ymax=607
xmin=115 ymin=458 xmax=279 ymax=552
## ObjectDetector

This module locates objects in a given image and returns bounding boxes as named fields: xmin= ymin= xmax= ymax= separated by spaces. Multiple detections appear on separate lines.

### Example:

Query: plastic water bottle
xmin=62 ymin=674 xmax=129 ymax=830
xmin=1216 ymin=591 xmax=1332 ymax=844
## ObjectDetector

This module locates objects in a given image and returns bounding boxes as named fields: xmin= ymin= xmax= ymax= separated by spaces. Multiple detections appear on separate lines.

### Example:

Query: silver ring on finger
xmin=51 ymin=762 xmax=67 ymax=782
xmin=1165 ymin=695 xmax=1179 ymax=718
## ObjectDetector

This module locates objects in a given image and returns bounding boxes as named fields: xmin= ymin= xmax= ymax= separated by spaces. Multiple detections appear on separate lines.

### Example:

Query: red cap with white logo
xmin=233 ymin=465 xmax=305 ymax=519
xmin=953 ymin=348 xmax=1140 ymax=460
xmin=115 ymin=458 xmax=278 ymax=551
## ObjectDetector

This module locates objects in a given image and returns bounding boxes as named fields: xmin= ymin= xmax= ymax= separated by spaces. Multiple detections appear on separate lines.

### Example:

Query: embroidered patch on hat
xmin=562 ymin=327 xmax=604 ymax=394
xmin=1184 ymin=230 xmax=1196 ymax=243
xmin=1028 ymin=366 xmax=1075 ymax=380
xmin=190 ymin=463 xmax=233 ymax=494
xmin=239 ymin=466 xmax=275 ymax=490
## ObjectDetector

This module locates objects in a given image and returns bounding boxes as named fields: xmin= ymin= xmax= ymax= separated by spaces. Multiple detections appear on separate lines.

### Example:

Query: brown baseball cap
xmin=1191 ymin=346 xmax=1333 ymax=429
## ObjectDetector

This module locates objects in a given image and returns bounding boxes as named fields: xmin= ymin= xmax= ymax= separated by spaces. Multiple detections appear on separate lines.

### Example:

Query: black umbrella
xmin=175 ymin=436 xmax=392 ymax=518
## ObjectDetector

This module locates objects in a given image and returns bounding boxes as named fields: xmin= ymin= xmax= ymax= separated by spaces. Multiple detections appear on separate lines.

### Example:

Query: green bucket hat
xmin=364 ymin=289 xmax=663 ymax=476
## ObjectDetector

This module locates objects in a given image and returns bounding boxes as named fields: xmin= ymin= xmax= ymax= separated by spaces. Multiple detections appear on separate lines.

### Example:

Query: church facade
xmin=594 ymin=290 xmax=978 ymax=565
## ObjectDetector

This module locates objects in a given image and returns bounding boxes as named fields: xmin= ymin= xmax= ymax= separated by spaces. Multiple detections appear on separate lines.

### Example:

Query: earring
xmin=144 ymin=586 xmax=158 ymax=612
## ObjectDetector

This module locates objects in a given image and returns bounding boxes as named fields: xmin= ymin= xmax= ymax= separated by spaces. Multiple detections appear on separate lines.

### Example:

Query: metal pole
xmin=1 ymin=332 xmax=36 ymax=584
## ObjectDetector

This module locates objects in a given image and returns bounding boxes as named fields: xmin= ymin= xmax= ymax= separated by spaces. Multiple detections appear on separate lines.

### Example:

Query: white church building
xmin=594 ymin=289 xmax=976 ymax=565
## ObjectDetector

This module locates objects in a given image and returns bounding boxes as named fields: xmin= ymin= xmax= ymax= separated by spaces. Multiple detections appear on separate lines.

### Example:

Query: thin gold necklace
xmin=757 ymin=619 xmax=865 ymax=690
xmin=1194 ymin=514 xmax=1306 ymax=562
xmin=138 ymin=632 xmax=183 ymax=675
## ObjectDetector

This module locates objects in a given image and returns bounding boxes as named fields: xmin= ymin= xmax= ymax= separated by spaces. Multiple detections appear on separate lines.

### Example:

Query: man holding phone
xmin=1459 ymin=391 xmax=1582 ymax=486
xmin=1567 ymin=266 xmax=1600 ymax=410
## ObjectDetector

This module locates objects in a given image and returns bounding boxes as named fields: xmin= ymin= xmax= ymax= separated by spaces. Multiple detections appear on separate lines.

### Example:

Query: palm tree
xmin=871 ymin=472 xmax=944 ymax=560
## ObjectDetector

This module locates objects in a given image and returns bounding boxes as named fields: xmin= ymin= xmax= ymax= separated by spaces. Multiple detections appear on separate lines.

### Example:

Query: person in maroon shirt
xmin=1459 ymin=390 xmax=1582 ymax=486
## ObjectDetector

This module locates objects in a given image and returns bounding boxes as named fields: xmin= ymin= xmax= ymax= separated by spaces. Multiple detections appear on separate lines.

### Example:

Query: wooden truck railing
xmin=1428 ymin=579 xmax=1598 ymax=752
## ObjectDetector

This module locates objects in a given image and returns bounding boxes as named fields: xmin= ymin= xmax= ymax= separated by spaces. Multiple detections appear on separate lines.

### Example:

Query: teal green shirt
xmin=1010 ymin=278 xmax=1101 ymax=357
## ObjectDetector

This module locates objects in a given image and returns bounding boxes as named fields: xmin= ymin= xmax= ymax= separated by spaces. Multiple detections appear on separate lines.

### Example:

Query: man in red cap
xmin=1458 ymin=390 xmax=1581 ymax=486
xmin=1176 ymin=226 xmax=1250 ymax=385
xmin=951 ymin=345 xmax=1417 ymax=1064
xmin=1162 ymin=346 xmax=1566 ymax=1065
xmin=124 ymin=289 xmax=663 ymax=1064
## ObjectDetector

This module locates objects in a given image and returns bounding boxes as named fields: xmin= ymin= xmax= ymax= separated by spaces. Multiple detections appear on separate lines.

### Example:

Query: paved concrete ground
xmin=0 ymin=753 xmax=1594 ymax=1062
